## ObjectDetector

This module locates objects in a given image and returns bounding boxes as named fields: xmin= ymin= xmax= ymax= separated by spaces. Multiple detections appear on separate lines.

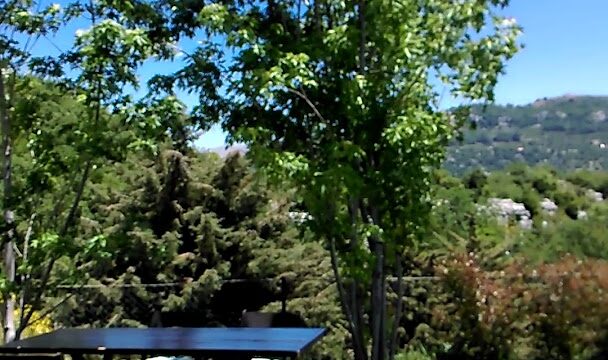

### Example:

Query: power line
xmin=55 ymin=278 xmax=280 ymax=290
xmin=55 ymin=275 xmax=441 ymax=290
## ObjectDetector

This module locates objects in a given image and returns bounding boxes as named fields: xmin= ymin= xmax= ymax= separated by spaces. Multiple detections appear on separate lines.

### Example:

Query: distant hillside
xmin=446 ymin=95 xmax=608 ymax=174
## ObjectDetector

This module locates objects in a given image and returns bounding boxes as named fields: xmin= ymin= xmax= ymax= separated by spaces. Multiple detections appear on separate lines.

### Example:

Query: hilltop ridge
xmin=447 ymin=95 xmax=608 ymax=174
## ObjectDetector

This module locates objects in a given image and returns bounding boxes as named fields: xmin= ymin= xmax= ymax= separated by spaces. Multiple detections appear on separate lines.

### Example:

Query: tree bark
xmin=0 ymin=66 xmax=16 ymax=344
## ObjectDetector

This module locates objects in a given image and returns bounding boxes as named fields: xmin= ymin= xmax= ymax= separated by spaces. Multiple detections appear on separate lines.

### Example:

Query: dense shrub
xmin=567 ymin=171 xmax=608 ymax=197
xmin=434 ymin=255 xmax=608 ymax=360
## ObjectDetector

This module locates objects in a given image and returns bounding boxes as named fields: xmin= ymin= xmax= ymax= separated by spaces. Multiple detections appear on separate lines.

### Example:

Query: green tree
xmin=463 ymin=169 xmax=488 ymax=198
xmin=1 ymin=0 xmax=63 ymax=342
xmin=181 ymin=1 xmax=521 ymax=359
xmin=1 ymin=0 xmax=175 ymax=341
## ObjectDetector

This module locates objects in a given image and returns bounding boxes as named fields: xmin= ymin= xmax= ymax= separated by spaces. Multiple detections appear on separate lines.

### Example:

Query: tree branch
xmin=18 ymin=213 xmax=35 ymax=330
xmin=50 ymin=185 xmax=73 ymax=229
xmin=25 ymin=291 xmax=77 ymax=330
xmin=60 ymin=160 xmax=93 ymax=237
xmin=285 ymin=87 xmax=327 ymax=123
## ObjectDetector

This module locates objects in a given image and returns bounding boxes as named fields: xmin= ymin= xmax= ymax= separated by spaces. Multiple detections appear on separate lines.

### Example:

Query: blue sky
xmin=23 ymin=0 xmax=608 ymax=148
xmin=492 ymin=0 xmax=608 ymax=104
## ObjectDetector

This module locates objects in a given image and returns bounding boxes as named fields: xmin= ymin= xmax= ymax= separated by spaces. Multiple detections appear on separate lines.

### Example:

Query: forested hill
xmin=446 ymin=95 xmax=608 ymax=174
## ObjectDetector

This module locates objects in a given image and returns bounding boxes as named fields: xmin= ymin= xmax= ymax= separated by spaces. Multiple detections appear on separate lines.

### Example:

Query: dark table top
xmin=0 ymin=327 xmax=327 ymax=357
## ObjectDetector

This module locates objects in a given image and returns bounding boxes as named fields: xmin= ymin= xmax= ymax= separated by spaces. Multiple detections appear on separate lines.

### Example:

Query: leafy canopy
xmin=193 ymin=0 xmax=522 ymax=274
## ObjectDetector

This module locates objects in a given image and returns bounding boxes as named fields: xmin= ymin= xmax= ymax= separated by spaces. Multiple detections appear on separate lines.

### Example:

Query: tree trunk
xmin=17 ymin=140 xmax=93 ymax=341
xmin=370 ymin=239 xmax=386 ymax=360
xmin=349 ymin=281 xmax=367 ymax=360
xmin=388 ymin=253 xmax=404 ymax=360
xmin=313 ymin=0 xmax=321 ymax=32
xmin=347 ymin=197 xmax=368 ymax=360
xmin=358 ymin=0 xmax=366 ymax=72
xmin=0 ymin=66 xmax=16 ymax=344
xmin=17 ymin=213 xmax=35 ymax=340
xmin=2 ymin=238 xmax=15 ymax=344
xmin=330 ymin=237 xmax=367 ymax=360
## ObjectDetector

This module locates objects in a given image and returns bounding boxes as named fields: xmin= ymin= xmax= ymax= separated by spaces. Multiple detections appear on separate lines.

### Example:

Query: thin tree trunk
xmin=388 ymin=252 xmax=404 ymax=360
xmin=348 ymin=281 xmax=367 ymax=360
xmin=326 ymin=0 xmax=333 ymax=29
xmin=330 ymin=237 xmax=366 ymax=360
xmin=313 ymin=0 xmax=321 ymax=33
xmin=370 ymin=239 xmax=386 ymax=360
xmin=358 ymin=0 xmax=366 ymax=72
xmin=296 ymin=0 xmax=302 ymax=42
xmin=17 ymin=159 xmax=92 ymax=340
xmin=0 ymin=66 xmax=16 ymax=344
xmin=381 ymin=270 xmax=387 ymax=360
xmin=367 ymin=203 xmax=386 ymax=360
xmin=357 ymin=1 xmax=377 ymax=352
xmin=17 ymin=3 xmax=102 ymax=329
xmin=17 ymin=121 xmax=94 ymax=340
xmin=18 ymin=66 xmax=100 ymax=338
xmin=18 ymin=213 xmax=35 ymax=337
xmin=348 ymin=197 xmax=367 ymax=360
xmin=1 ymin=241 xmax=15 ymax=344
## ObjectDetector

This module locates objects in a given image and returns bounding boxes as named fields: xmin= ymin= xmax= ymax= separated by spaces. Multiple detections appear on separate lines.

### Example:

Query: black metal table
xmin=0 ymin=327 xmax=327 ymax=359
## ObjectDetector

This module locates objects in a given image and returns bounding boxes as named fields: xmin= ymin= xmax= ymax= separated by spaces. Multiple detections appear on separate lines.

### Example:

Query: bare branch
xmin=25 ymin=292 xmax=76 ymax=330
xmin=50 ymin=186 xmax=72 ymax=228
xmin=23 ymin=213 xmax=35 ymax=259
xmin=18 ymin=213 xmax=36 ymax=328
xmin=60 ymin=160 xmax=92 ymax=237
xmin=42 ymin=35 xmax=63 ymax=54
xmin=285 ymin=87 xmax=328 ymax=123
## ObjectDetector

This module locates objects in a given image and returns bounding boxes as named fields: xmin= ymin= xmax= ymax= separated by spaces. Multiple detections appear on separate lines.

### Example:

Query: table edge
xmin=0 ymin=327 xmax=328 ymax=358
